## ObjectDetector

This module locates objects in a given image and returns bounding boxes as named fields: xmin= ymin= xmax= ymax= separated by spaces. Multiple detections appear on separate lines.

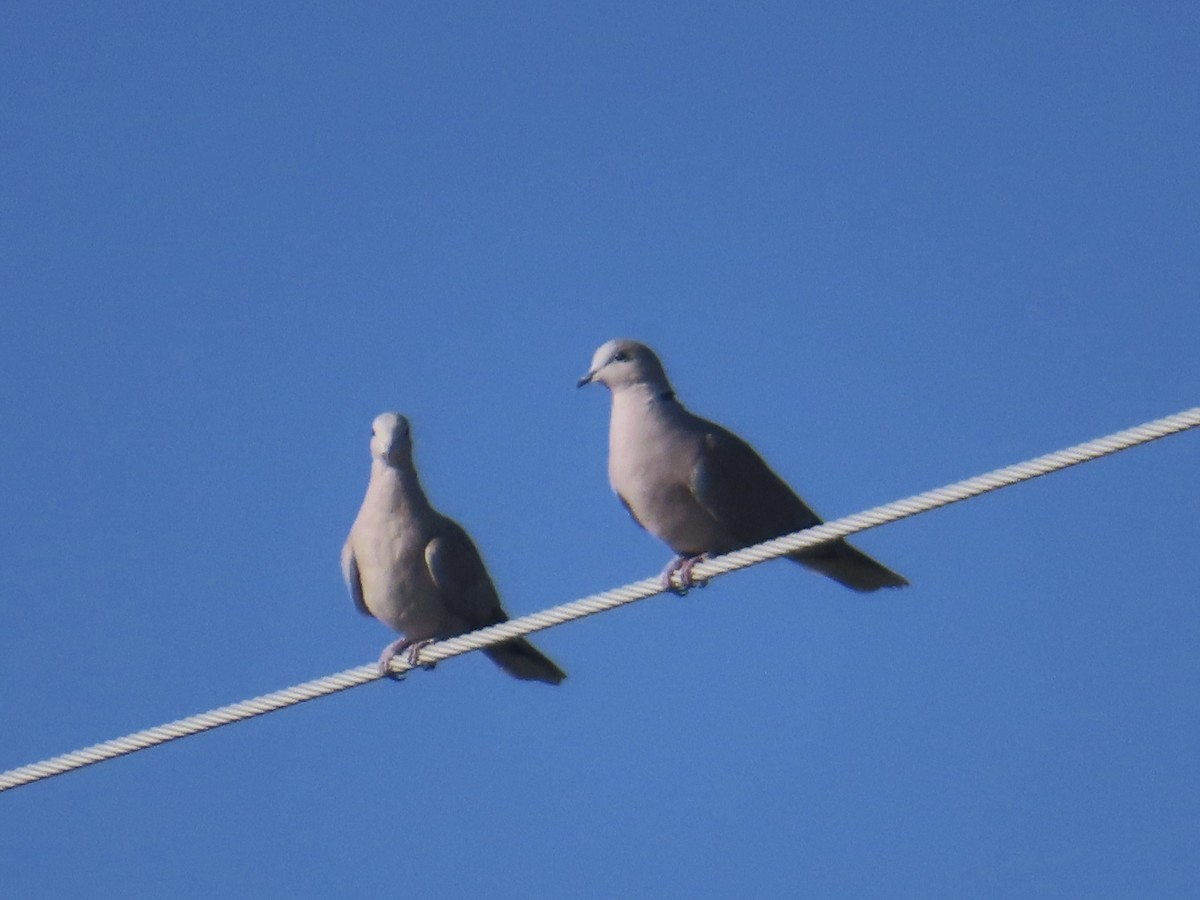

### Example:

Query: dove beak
xmin=577 ymin=370 xmax=596 ymax=388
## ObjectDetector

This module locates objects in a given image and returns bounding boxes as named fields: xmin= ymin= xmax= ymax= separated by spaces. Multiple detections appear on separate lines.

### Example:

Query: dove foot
xmin=377 ymin=638 xmax=412 ymax=679
xmin=377 ymin=638 xmax=437 ymax=679
xmin=660 ymin=554 xmax=710 ymax=596
xmin=406 ymin=639 xmax=437 ymax=671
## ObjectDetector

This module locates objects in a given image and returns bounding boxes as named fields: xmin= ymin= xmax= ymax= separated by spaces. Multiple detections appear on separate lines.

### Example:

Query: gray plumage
xmin=578 ymin=340 xmax=908 ymax=592
xmin=342 ymin=413 xmax=566 ymax=683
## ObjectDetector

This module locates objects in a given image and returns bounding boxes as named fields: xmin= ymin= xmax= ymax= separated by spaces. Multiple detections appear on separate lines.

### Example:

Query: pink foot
xmin=660 ymin=554 xmax=710 ymax=595
xmin=405 ymin=639 xmax=436 ymax=670
xmin=377 ymin=637 xmax=412 ymax=678
xmin=377 ymin=638 xmax=437 ymax=678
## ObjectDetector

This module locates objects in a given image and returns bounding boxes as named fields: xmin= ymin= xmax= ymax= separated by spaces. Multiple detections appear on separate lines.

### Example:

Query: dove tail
xmin=484 ymin=638 xmax=567 ymax=685
xmin=789 ymin=539 xmax=909 ymax=593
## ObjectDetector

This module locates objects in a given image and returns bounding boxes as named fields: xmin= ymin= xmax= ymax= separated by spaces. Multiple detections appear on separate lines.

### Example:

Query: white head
xmin=577 ymin=339 xmax=672 ymax=393
xmin=369 ymin=412 xmax=413 ymax=466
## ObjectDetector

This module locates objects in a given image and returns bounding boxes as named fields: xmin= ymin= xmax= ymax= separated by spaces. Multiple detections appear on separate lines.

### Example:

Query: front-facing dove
xmin=578 ymin=340 xmax=908 ymax=593
xmin=342 ymin=413 xmax=566 ymax=683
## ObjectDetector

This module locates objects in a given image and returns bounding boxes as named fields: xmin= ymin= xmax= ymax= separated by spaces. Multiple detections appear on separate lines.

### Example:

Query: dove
xmin=342 ymin=413 xmax=566 ymax=684
xmin=578 ymin=339 xmax=908 ymax=593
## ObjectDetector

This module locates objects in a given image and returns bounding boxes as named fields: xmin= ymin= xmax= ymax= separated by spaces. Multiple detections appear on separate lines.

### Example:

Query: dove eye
xmin=612 ymin=350 xmax=630 ymax=363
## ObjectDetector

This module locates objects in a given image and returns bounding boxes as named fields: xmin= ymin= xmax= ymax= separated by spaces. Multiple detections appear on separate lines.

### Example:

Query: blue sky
xmin=2 ymin=2 xmax=1198 ymax=896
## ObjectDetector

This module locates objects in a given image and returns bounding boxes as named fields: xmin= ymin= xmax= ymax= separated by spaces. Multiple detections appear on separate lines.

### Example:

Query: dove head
xmin=370 ymin=412 xmax=413 ymax=467
xmin=577 ymin=339 xmax=672 ymax=394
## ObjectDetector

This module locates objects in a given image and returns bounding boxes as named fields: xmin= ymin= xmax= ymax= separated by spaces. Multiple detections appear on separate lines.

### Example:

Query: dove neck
xmin=370 ymin=459 xmax=435 ymax=517
xmin=610 ymin=384 xmax=683 ymax=445
xmin=614 ymin=381 xmax=679 ymax=414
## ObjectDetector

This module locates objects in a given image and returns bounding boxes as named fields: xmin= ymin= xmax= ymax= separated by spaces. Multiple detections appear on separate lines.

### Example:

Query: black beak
xmin=576 ymin=372 xmax=595 ymax=388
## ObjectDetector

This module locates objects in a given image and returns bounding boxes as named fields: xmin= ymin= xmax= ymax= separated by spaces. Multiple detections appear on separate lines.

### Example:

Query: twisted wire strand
xmin=2 ymin=406 xmax=1196 ymax=793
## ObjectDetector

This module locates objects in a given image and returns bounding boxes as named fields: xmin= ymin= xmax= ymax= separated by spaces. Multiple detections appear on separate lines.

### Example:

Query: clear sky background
xmin=2 ymin=3 xmax=1198 ymax=897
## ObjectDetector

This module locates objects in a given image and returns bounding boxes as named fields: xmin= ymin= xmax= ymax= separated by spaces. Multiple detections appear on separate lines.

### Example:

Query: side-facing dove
xmin=578 ymin=340 xmax=908 ymax=593
xmin=342 ymin=412 xmax=566 ymax=683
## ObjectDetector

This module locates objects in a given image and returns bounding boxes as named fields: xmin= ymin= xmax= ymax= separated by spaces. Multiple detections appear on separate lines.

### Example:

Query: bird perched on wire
xmin=342 ymin=412 xmax=566 ymax=684
xmin=578 ymin=339 xmax=908 ymax=594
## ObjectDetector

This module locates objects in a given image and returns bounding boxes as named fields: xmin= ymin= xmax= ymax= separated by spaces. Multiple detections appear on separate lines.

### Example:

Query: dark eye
xmin=612 ymin=350 xmax=630 ymax=363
